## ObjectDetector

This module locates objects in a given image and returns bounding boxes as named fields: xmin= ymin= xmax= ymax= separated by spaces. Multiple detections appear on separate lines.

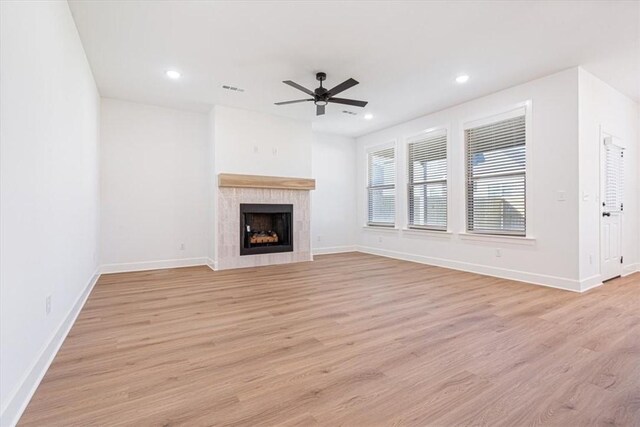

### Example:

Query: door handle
xmin=602 ymin=212 xmax=611 ymax=217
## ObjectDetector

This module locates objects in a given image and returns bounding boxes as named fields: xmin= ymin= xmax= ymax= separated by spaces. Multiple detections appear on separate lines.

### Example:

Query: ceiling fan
xmin=275 ymin=72 xmax=368 ymax=116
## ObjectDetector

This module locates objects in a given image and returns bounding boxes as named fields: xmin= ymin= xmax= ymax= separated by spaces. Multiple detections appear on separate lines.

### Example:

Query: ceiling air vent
xmin=222 ymin=85 xmax=245 ymax=93
xmin=342 ymin=110 xmax=358 ymax=115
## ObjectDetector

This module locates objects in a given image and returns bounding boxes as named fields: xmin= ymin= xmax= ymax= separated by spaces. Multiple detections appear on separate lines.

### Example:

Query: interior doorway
xmin=600 ymin=132 xmax=625 ymax=282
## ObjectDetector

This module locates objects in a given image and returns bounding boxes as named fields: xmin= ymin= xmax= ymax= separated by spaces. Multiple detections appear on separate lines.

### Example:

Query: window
xmin=466 ymin=113 xmax=526 ymax=236
xmin=408 ymin=131 xmax=447 ymax=230
xmin=367 ymin=146 xmax=395 ymax=226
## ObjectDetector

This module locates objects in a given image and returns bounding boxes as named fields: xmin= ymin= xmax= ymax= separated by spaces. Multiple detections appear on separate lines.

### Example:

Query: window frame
xmin=365 ymin=141 xmax=397 ymax=228
xmin=406 ymin=128 xmax=449 ymax=231
xmin=462 ymin=102 xmax=533 ymax=238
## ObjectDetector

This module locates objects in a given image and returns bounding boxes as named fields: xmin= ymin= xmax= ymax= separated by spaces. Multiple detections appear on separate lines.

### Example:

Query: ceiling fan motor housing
xmin=315 ymin=72 xmax=328 ymax=104
xmin=314 ymin=88 xmax=328 ymax=104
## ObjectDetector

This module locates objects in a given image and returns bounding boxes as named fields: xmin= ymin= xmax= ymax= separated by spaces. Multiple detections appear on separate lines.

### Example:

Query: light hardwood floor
xmin=20 ymin=253 xmax=640 ymax=426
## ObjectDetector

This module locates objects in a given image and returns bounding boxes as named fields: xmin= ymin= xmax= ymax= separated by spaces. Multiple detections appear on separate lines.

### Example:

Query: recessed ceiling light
xmin=364 ymin=113 xmax=373 ymax=120
xmin=456 ymin=74 xmax=470 ymax=84
xmin=166 ymin=70 xmax=181 ymax=79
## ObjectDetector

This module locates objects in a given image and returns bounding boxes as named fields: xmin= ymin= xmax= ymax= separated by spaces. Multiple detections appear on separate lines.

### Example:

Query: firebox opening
xmin=240 ymin=204 xmax=293 ymax=256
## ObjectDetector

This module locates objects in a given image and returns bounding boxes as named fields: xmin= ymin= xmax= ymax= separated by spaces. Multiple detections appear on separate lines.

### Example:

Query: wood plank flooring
xmin=19 ymin=253 xmax=640 ymax=426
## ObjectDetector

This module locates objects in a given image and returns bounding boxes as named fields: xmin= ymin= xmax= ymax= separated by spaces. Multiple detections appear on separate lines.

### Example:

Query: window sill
xmin=402 ymin=228 xmax=453 ymax=238
xmin=458 ymin=232 xmax=536 ymax=246
xmin=362 ymin=225 xmax=400 ymax=233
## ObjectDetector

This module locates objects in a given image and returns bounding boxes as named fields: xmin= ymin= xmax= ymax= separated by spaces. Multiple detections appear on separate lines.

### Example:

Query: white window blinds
xmin=367 ymin=146 xmax=395 ymax=226
xmin=466 ymin=114 xmax=526 ymax=236
xmin=408 ymin=132 xmax=447 ymax=230
xmin=604 ymin=141 xmax=624 ymax=212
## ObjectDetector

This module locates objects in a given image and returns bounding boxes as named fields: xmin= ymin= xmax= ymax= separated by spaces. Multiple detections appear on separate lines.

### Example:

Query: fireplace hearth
xmin=240 ymin=203 xmax=293 ymax=256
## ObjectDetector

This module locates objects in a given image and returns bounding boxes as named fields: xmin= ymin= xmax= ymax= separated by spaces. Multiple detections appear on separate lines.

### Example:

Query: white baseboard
xmin=0 ymin=270 xmax=100 ymax=427
xmin=100 ymin=257 xmax=210 ymax=274
xmin=579 ymin=275 xmax=603 ymax=292
xmin=579 ymin=264 xmax=639 ymax=292
xmin=206 ymin=258 xmax=217 ymax=271
xmin=355 ymin=245 xmax=582 ymax=292
xmin=623 ymin=263 xmax=640 ymax=277
xmin=312 ymin=246 xmax=358 ymax=255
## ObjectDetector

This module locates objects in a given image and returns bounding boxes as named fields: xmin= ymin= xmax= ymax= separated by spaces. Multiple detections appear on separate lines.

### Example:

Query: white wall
xmin=213 ymin=105 xmax=312 ymax=178
xmin=100 ymin=98 xmax=210 ymax=272
xmin=0 ymin=2 xmax=100 ymax=425
xmin=311 ymin=132 xmax=357 ymax=253
xmin=356 ymin=69 xmax=582 ymax=290
xmin=578 ymin=68 xmax=639 ymax=283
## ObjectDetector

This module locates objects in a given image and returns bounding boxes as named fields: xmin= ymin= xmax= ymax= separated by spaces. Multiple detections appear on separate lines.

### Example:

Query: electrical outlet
xmin=378 ymin=236 xmax=383 ymax=243
xmin=557 ymin=190 xmax=566 ymax=201
xmin=495 ymin=248 xmax=502 ymax=258
xmin=180 ymin=243 xmax=185 ymax=250
xmin=589 ymin=254 xmax=593 ymax=265
xmin=272 ymin=147 xmax=278 ymax=156
xmin=317 ymin=235 xmax=322 ymax=242
xmin=253 ymin=146 xmax=259 ymax=153
xmin=46 ymin=295 xmax=51 ymax=315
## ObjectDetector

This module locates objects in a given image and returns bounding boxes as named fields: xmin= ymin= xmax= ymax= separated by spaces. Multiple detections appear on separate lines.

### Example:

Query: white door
xmin=600 ymin=135 xmax=624 ymax=281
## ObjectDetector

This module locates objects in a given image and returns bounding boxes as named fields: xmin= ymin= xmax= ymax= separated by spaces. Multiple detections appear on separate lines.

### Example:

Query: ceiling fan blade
xmin=327 ymin=78 xmax=359 ymax=96
xmin=283 ymin=80 xmax=315 ymax=96
xmin=316 ymin=104 xmax=325 ymax=116
xmin=274 ymin=99 xmax=313 ymax=105
xmin=327 ymin=97 xmax=368 ymax=107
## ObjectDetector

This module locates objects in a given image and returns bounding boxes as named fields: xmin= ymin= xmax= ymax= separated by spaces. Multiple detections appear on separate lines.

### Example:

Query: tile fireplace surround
xmin=216 ymin=174 xmax=315 ymax=270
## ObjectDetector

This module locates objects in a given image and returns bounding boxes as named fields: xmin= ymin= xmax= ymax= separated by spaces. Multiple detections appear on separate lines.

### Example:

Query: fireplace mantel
xmin=218 ymin=173 xmax=316 ymax=190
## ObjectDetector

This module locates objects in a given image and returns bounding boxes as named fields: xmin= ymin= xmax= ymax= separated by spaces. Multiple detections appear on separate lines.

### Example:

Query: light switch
xmin=557 ymin=191 xmax=566 ymax=201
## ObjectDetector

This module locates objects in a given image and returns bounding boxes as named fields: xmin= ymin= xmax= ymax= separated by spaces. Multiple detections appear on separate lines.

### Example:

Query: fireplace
xmin=216 ymin=174 xmax=313 ymax=270
xmin=240 ymin=203 xmax=293 ymax=256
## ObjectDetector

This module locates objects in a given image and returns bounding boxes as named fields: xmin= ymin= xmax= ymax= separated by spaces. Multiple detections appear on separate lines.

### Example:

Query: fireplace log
xmin=249 ymin=233 xmax=279 ymax=244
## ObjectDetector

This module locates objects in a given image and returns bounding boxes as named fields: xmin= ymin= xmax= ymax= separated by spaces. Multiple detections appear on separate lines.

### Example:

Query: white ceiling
xmin=68 ymin=0 xmax=639 ymax=137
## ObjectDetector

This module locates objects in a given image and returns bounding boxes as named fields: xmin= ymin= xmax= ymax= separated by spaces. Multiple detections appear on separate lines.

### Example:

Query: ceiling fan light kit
xmin=275 ymin=72 xmax=368 ymax=116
